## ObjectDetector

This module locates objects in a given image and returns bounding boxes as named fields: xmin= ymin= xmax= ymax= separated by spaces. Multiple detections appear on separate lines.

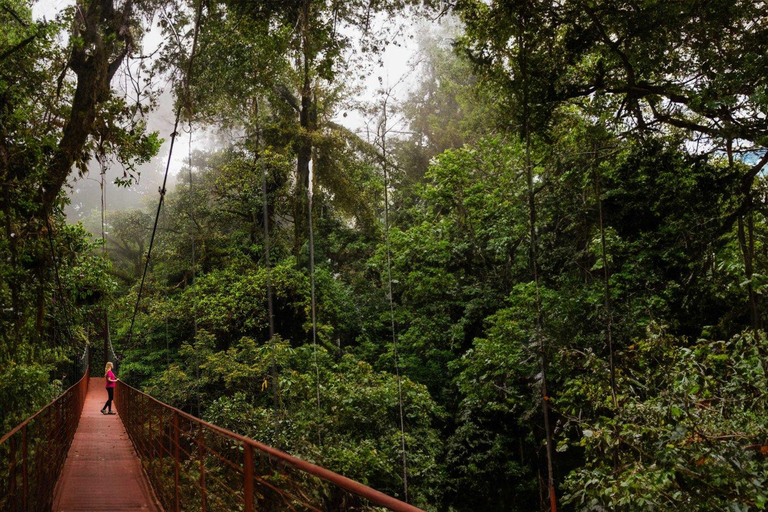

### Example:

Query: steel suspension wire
xmin=98 ymin=155 xmax=119 ymax=368
xmin=100 ymin=165 xmax=106 ymax=254
xmin=261 ymin=143 xmax=282 ymax=441
xmin=162 ymin=202 xmax=170 ymax=368
xmin=594 ymin=159 xmax=617 ymax=409
xmin=79 ymin=335 xmax=89 ymax=366
xmin=261 ymin=154 xmax=275 ymax=340
xmin=307 ymin=157 xmax=321 ymax=411
xmin=521 ymin=32 xmax=557 ymax=512
xmin=244 ymin=99 xmax=285 ymax=451
xmin=125 ymin=0 xmax=203 ymax=347
xmin=380 ymin=108 xmax=409 ymax=502
xmin=106 ymin=317 xmax=118 ymax=361
xmin=44 ymin=214 xmax=76 ymax=349
xmin=188 ymin=126 xmax=201 ymax=418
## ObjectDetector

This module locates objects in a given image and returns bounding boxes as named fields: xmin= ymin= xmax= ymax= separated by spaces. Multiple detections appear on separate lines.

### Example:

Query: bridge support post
xmin=148 ymin=398 xmax=153 ymax=463
xmin=244 ymin=443 xmax=253 ymax=512
xmin=22 ymin=424 xmax=28 ymax=511
xmin=9 ymin=437 xmax=16 ymax=506
xmin=199 ymin=424 xmax=206 ymax=512
xmin=174 ymin=411 xmax=180 ymax=512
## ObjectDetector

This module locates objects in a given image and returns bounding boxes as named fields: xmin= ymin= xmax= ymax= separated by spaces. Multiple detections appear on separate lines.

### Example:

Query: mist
xmin=59 ymin=4 xmax=445 ymax=236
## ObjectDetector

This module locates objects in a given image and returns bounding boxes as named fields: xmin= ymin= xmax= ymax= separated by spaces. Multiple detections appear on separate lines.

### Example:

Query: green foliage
xmin=0 ymin=359 xmax=63 ymax=432
xmin=0 ymin=0 xmax=159 ymax=426
xmin=447 ymin=284 xmax=542 ymax=511
xmin=5 ymin=2 xmax=768 ymax=512
xmin=149 ymin=336 xmax=443 ymax=508
xmin=395 ymin=19 xmax=501 ymax=183
xmin=365 ymin=137 xmax=530 ymax=397
xmin=562 ymin=327 xmax=768 ymax=511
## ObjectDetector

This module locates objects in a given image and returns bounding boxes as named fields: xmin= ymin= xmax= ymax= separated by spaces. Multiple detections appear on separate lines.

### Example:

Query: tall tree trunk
xmin=747 ymin=210 xmax=761 ymax=330
xmin=520 ymin=31 xmax=557 ymax=512
xmin=738 ymin=207 xmax=761 ymax=331
xmin=594 ymin=158 xmax=617 ymax=408
xmin=729 ymin=141 xmax=761 ymax=332
xmin=294 ymin=0 xmax=314 ymax=261
xmin=39 ymin=0 xmax=135 ymax=218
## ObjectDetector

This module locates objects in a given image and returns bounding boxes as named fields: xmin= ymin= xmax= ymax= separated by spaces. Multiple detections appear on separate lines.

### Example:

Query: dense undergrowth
xmin=2 ymin=1 xmax=767 ymax=510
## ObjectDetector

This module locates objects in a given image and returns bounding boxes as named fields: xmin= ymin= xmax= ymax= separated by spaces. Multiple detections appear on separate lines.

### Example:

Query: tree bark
xmin=293 ymin=0 xmax=315 ymax=261
xmin=728 ymin=140 xmax=761 ymax=333
xmin=39 ymin=0 xmax=134 ymax=217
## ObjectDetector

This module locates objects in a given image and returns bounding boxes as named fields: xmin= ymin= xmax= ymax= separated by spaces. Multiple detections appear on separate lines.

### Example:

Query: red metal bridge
xmin=0 ymin=370 xmax=423 ymax=512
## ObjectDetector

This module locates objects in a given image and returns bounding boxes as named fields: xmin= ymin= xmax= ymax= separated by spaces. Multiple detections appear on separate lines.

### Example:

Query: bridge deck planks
xmin=53 ymin=378 xmax=160 ymax=512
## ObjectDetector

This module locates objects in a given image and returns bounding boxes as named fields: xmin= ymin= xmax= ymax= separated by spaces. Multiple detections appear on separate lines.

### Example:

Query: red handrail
xmin=0 ymin=368 xmax=90 ymax=511
xmin=115 ymin=380 xmax=425 ymax=512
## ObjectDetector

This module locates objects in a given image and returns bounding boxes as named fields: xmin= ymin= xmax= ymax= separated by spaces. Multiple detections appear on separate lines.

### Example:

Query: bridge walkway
xmin=52 ymin=378 xmax=159 ymax=512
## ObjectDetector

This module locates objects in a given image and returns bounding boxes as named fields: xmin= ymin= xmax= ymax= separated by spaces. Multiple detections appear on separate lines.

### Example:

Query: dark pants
xmin=103 ymin=387 xmax=114 ymax=412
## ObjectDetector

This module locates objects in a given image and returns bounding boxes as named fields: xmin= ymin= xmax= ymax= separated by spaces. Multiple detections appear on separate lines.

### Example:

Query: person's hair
xmin=105 ymin=362 xmax=113 ymax=376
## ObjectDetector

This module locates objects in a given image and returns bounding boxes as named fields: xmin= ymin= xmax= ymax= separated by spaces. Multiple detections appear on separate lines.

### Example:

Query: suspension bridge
xmin=3 ymin=119 xmax=419 ymax=510
xmin=0 ymin=3 xmax=420 ymax=507
xmin=0 ymin=359 xmax=423 ymax=512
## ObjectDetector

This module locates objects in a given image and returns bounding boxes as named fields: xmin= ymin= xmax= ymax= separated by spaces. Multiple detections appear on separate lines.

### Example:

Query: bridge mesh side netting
xmin=0 ymin=371 xmax=89 ymax=512
xmin=116 ymin=380 xmax=420 ymax=512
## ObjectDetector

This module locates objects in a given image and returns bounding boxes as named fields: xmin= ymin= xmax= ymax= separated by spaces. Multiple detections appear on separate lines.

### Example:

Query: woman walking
xmin=101 ymin=362 xmax=118 ymax=415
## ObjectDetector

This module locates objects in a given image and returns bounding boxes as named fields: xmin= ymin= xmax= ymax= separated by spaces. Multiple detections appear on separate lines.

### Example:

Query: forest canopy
xmin=1 ymin=1 xmax=767 ymax=511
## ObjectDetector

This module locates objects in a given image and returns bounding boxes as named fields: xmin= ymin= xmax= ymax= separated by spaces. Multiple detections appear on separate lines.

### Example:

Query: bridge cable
xmin=44 ymin=212 xmax=91 ymax=381
xmin=44 ymin=214 xmax=76 ymax=350
xmin=125 ymin=0 xmax=203 ymax=347
xmin=252 ymin=100 xmax=280 ymax=425
xmin=380 ymin=106 xmax=409 ymax=502
xmin=307 ymin=155 xmax=321 ymax=411
xmin=80 ymin=335 xmax=89 ymax=363
xmin=259 ymin=128 xmax=283 ymax=442
xmin=97 ymin=154 xmax=119 ymax=369
xmin=161 ymin=202 xmax=170 ymax=368
xmin=188 ymin=125 xmax=202 ymax=418
xmin=520 ymin=31 xmax=557 ymax=511
xmin=99 ymin=154 xmax=107 ymax=258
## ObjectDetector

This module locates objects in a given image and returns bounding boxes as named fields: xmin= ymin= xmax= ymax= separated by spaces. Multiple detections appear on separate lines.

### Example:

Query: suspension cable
xmin=188 ymin=125 xmax=201 ymax=418
xmin=307 ymin=156 xmax=321 ymax=411
xmin=380 ymin=101 xmax=409 ymax=502
xmin=125 ymin=0 xmax=203 ymax=347
xmin=262 ymin=152 xmax=275 ymax=340
xmin=79 ymin=336 xmax=89 ymax=361
xmin=44 ymin=214 xmax=76 ymax=350
xmin=521 ymin=31 xmax=557 ymax=512
xmin=252 ymin=97 xmax=281 ymax=428
xmin=260 ymin=131 xmax=282 ymax=445
xmin=98 ymin=154 xmax=119 ymax=368
xmin=162 ymin=203 xmax=170 ymax=368
xmin=99 ymin=155 xmax=107 ymax=257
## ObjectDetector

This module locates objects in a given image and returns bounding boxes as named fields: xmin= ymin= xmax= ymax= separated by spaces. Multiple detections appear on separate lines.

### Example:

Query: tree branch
xmin=0 ymin=33 xmax=36 ymax=63
xmin=1 ymin=3 xmax=28 ymax=27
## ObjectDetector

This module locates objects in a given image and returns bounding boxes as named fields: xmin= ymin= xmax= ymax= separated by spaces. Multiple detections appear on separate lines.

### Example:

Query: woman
xmin=101 ymin=362 xmax=118 ymax=415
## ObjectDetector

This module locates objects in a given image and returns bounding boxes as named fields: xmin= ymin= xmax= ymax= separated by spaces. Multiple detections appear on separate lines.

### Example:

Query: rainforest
xmin=1 ymin=1 xmax=767 ymax=511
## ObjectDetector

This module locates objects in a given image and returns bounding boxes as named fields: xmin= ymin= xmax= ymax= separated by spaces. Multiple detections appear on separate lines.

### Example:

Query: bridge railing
xmin=0 ymin=368 xmax=89 ymax=512
xmin=115 ymin=380 xmax=424 ymax=512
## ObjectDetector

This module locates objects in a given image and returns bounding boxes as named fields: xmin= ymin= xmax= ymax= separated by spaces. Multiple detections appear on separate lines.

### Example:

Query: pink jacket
xmin=106 ymin=370 xmax=117 ymax=388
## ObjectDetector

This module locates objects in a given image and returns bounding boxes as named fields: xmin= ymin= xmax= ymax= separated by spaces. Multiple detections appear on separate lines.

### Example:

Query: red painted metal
xmin=174 ymin=410 xmax=180 ymax=512
xmin=21 ymin=426 xmax=27 ymax=512
xmin=198 ymin=423 xmax=207 ymax=512
xmin=52 ymin=377 xmax=161 ymax=511
xmin=0 ymin=368 xmax=89 ymax=511
xmin=115 ymin=380 xmax=425 ymax=512
xmin=243 ymin=444 xmax=254 ymax=512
